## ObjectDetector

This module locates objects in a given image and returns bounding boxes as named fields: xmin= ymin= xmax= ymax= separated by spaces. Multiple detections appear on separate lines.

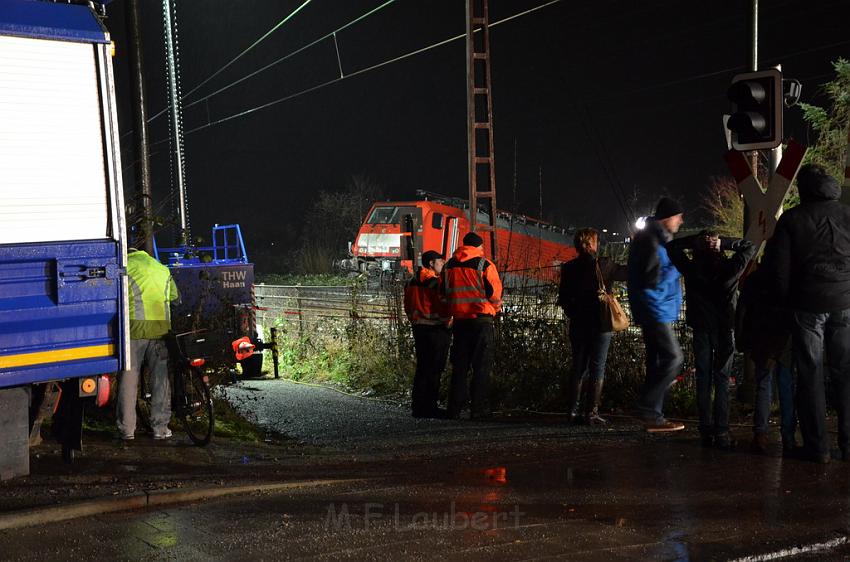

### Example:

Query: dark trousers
xmin=411 ymin=324 xmax=451 ymax=417
xmin=791 ymin=308 xmax=850 ymax=456
xmin=754 ymin=361 xmax=796 ymax=441
xmin=568 ymin=321 xmax=613 ymax=385
xmin=566 ymin=320 xmax=613 ymax=411
xmin=448 ymin=318 xmax=495 ymax=417
xmin=692 ymin=327 xmax=735 ymax=435
xmin=636 ymin=322 xmax=684 ymax=423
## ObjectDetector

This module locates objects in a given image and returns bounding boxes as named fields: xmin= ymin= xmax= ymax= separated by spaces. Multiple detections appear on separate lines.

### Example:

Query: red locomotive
xmin=339 ymin=191 xmax=577 ymax=286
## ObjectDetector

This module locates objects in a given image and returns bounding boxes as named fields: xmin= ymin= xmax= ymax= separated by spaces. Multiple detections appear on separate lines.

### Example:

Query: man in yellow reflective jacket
xmin=116 ymin=249 xmax=179 ymax=441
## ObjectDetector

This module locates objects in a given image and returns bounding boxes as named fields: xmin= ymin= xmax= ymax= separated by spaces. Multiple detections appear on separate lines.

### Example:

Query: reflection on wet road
xmin=4 ymin=434 xmax=850 ymax=561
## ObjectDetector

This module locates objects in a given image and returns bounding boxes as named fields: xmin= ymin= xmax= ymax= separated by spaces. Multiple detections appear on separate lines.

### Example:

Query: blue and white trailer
xmin=0 ymin=0 xmax=128 ymax=478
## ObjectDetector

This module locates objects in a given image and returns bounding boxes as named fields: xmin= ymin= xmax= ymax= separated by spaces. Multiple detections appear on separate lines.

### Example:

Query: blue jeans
xmin=753 ymin=362 xmax=796 ymax=441
xmin=692 ymin=328 xmax=734 ymax=435
xmin=568 ymin=321 xmax=613 ymax=385
xmin=791 ymin=308 xmax=850 ymax=456
xmin=637 ymin=322 xmax=684 ymax=423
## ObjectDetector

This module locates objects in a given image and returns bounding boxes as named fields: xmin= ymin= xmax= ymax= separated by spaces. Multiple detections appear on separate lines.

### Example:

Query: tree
xmin=701 ymin=175 xmax=744 ymax=238
xmin=798 ymin=58 xmax=850 ymax=179
xmin=294 ymin=175 xmax=384 ymax=273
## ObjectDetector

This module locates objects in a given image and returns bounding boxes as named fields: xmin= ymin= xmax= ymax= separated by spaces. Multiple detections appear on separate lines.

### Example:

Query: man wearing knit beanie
xmin=442 ymin=231 xmax=503 ymax=419
xmin=627 ymin=196 xmax=686 ymax=432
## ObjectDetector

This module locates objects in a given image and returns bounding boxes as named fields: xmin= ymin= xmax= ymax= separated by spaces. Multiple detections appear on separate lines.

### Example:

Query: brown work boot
xmin=750 ymin=433 xmax=770 ymax=455
xmin=644 ymin=419 xmax=685 ymax=433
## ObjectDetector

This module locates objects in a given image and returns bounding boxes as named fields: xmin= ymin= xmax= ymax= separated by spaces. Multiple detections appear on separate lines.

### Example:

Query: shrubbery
xmin=260 ymin=281 xmax=701 ymax=417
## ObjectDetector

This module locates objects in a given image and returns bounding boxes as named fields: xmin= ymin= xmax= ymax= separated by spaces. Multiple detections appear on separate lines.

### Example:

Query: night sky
xmin=103 ymin=0 xmax=850 ymax=269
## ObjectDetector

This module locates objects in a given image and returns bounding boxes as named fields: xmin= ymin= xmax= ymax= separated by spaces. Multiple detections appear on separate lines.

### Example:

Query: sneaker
xmin=751 ymin=433 xmax=769 ymax=454
xmin=644 ymin=419 xmax=685 ymax=433
xmin=153 ymin=428 xmax=173 ymax=440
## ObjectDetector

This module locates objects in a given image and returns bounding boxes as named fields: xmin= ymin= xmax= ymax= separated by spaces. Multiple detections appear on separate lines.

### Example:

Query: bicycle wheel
xmin=136 ymin=368 xmax=154 ymax=433
xmin=178 ymin=367 xmax=214 ymax=446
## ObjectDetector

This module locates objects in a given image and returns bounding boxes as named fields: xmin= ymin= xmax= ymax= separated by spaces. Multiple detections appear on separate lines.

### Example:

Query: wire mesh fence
xmin=254 ymin=280 xmax=699 ymax=414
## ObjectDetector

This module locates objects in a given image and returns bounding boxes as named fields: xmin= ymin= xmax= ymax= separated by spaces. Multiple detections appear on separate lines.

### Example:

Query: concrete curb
xmin=0 ymin=478 xmax=369 ymax=531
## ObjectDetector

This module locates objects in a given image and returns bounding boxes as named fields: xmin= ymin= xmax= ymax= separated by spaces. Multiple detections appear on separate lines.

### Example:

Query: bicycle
xmin=137 ymin=330 xmax=215 ymax=446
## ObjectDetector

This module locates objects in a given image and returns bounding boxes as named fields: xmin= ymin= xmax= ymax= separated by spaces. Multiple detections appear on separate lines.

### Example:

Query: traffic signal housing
xmin=726 ymin=68 xmax=783 ymax=151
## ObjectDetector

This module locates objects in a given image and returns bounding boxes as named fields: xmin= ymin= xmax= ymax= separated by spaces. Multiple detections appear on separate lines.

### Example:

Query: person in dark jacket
xmin=667 ymin=230 xmax=756 ymax=448
xmin=559 ymin=228 xmax=627 ymax=424
xmin=761 ymin=164 xmax=850 ymax=463
xmin=736 ymin=263 xmax=796 ymax=455
xmin=627 ymin=197 xmax=686 ymax=432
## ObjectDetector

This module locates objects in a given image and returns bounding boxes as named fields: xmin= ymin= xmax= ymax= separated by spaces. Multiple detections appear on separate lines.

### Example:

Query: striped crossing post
xmin=724 ymin=139 xmax=807 ymax=248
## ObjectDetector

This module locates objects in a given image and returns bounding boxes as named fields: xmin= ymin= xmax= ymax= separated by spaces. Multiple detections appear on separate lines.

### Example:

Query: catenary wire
xmin=166 ymin=0 xmax=313 ymax=109
xmin=148 ymin=0 xmax=565 ymax=143
xmin=125 ymin=0 xmax=398 ymax=140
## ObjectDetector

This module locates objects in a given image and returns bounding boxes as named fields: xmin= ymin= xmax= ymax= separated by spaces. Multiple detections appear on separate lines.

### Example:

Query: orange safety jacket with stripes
xmin=404 ymin=267 xmax=451 ymax=326
xmin=442 ymin=245 xmax=503 ymax=319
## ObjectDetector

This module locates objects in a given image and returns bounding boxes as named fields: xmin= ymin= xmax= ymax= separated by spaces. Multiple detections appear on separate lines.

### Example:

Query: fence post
xmin=270 ymin=326 xmax=280 ymax=379
xmin=296 ymin=286 xmax=304 ymax=339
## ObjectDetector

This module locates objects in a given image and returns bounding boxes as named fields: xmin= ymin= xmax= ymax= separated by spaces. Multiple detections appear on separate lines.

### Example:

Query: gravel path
xmin=223 ymin=379 xmax=642 ymax=454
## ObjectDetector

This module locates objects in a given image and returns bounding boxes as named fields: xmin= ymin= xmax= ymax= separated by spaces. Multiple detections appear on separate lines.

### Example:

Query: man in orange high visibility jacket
xmin=442 ymin=232 xmax=503 ymax=419
xmin=404 ymin=250 xmax=452 ymax=418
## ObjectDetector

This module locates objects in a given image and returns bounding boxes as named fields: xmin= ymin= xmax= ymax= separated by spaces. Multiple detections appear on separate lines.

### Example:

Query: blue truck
xmin=0 ymin=0 xmax=127 ymax=478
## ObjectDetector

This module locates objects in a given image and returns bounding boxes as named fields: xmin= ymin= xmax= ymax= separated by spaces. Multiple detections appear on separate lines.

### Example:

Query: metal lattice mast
xmin=162 ymin=0 xmax=190 ymax=246
xmin=466 ymin=0 xmax=498 ymax=261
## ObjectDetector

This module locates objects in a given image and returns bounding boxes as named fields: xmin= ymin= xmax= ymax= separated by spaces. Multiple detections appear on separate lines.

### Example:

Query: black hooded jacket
xmin=762 ymin=171 xmax=850 ymax=313
xmin=667 ymin=235 xmax=756 ymax=332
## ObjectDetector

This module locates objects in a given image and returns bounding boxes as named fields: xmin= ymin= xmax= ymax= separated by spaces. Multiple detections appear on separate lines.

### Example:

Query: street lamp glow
xmin=635 ymin=216 xmax=647 ymax=230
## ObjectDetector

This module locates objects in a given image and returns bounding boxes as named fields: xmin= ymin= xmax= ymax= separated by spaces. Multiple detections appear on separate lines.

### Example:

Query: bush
xmin=258 ymin=281 xmax=702 ymax=417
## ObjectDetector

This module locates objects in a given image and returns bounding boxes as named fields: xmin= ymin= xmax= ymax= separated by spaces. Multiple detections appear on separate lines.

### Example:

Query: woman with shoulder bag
xmin=558 ymin=228 xmax=629 ymax=424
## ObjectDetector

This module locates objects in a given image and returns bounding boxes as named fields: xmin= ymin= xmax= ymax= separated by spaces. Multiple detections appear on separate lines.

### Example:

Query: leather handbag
xmin=596 ymin=262 xmax=629 ymax=332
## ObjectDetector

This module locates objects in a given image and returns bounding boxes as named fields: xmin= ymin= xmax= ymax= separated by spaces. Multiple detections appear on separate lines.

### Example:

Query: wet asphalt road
xmin=4 ymin=379 xmax=850 ymax=561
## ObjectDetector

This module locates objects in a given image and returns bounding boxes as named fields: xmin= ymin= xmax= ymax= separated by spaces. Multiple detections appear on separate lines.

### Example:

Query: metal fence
xmin=253 ymin=280 xmax=699 ymax=409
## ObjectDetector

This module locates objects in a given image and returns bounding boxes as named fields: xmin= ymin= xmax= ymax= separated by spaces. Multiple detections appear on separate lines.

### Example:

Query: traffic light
xmin=726 ymin=68 xmax=783 ymax=151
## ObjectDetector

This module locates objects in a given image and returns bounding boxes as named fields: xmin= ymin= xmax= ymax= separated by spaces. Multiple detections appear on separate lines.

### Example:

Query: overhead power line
xmin=149 ymin=0 xmax=564 ymax=142
xmin=148 ymin=0 xmax=316 ymax=124
xmin=147 ymin=0 xmax=396 ymax=126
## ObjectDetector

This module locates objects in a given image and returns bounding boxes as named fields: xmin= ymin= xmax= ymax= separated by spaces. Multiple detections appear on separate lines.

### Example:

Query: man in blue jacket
xmin=628 ymin=197 xmax=686 ymax=432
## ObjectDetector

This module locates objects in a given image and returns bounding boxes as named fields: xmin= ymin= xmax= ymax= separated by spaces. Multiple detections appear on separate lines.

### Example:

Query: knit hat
xmin=421 ymin=250 xmax=442 ymax=267
xmin=463 ymin=231 xmax=484 ymax=247
xmin=654 ymin=197 xmax=683 ymax=220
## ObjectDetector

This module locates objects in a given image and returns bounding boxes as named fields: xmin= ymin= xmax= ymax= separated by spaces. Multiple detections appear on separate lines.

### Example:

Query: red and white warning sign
xmin=724 ymin=139 xmax=808 ymax=247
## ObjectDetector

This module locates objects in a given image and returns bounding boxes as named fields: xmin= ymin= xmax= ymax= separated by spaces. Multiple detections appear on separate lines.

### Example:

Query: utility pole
xmin=126 ymin=0 xmax=153 ymax=252
xmin=744 ymin=0 xmax=758 ymax=235
xmin=769 ymin=64 xmax=783 ymax=177
xmin=466 ymin=0 xmax=498 ymax=262
xmin=162 ymin=0 xmax=190 ymax=247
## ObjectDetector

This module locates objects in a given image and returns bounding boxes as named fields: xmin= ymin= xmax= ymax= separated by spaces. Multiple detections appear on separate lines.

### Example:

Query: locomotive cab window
xmin=431 ymin=213 xmax=444 ymax=229
xmin=367 ymin=206 xmax=400 ymax=224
